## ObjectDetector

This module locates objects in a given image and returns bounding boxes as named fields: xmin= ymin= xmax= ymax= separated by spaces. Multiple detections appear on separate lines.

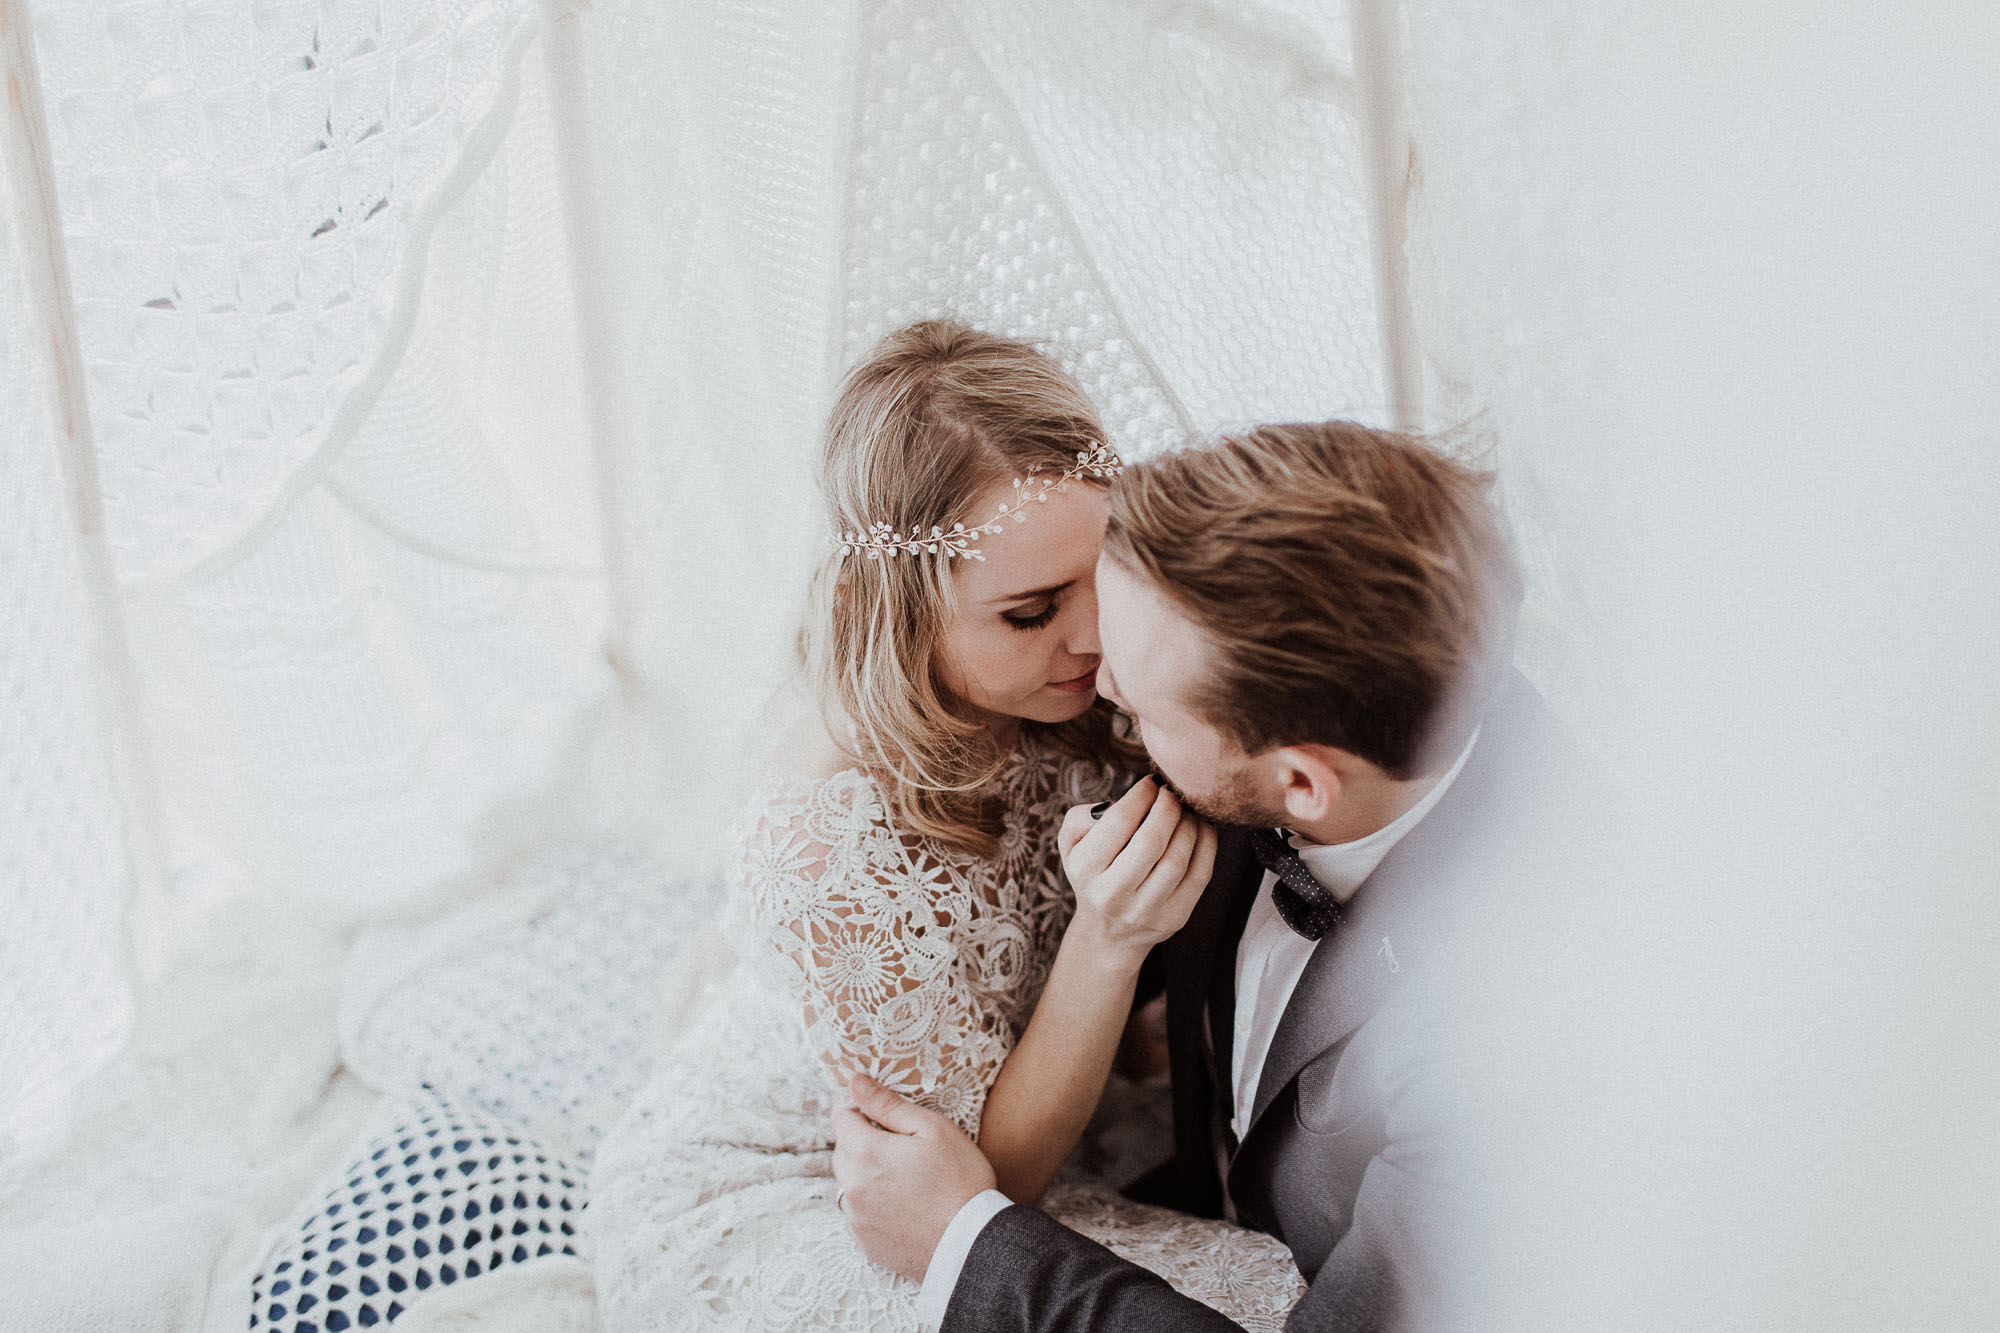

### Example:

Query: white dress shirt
xmin=915 ymin=1187 xmax=1015 ymax=1329
xmin=915 ymin=730 xmax=1480 ymax=1329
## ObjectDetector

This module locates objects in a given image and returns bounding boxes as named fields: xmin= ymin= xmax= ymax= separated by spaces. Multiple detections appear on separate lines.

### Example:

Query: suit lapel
xmin=1237 ymin=675 xmax=1544 ymax=1142
xmin=1242 ymin=827 xmax=1425 ymax=1133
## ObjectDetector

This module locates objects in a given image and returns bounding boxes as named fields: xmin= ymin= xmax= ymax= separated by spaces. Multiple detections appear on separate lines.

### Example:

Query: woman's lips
xmin=1048 ymin=668 xmax=1098 ymax=694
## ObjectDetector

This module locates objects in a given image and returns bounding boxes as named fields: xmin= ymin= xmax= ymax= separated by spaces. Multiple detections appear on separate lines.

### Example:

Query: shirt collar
xmin=1286 ymin=726 xmax=1482 ymax=903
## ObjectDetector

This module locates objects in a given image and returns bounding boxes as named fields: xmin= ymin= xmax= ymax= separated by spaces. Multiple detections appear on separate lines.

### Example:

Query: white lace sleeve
xmin=737 ymin=772 xmax=1015 ymax=1139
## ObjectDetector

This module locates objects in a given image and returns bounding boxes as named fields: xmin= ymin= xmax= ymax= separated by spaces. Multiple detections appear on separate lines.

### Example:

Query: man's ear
xmin=1274 ymin=745 xmax=1344 ymax=828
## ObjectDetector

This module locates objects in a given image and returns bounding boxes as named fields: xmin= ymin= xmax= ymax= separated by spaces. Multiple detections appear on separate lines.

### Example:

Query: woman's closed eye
xmin=1001 ymin=601 xmax=1057 ymax=631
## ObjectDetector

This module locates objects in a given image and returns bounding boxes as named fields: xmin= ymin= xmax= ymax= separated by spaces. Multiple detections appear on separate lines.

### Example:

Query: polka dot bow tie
xmin=1250 ymin=828 xmax=1344 ymax=942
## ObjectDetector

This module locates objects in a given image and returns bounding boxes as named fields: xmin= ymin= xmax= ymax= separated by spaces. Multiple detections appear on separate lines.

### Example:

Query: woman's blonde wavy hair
xmin=801 ymin=321 xmax=1134 ymax=859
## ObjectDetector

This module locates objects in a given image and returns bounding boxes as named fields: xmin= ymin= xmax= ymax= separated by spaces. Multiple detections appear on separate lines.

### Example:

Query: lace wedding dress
xmin=588 ymin=733 xmax=1306 ymax=1330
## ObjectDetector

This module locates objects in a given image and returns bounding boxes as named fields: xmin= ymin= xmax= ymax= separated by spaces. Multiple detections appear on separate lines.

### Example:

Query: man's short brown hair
xmin=1103 ymin=421 xmax=1520 ymax=778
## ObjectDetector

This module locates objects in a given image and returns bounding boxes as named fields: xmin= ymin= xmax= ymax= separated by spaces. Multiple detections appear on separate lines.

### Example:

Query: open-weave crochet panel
xmin=5 ymin=0 xmax=614 ymax=1165
xmin=33 ymin=0 xmax=536 ymax=581
xmin=18 ymin=0 xmax=610 ymax=936
xmin=340 ymin=840 xmax=722 ymax=1167
xmin=580 ymin=0 xmax=1385 ymax=867
xmin=841 ymin=0 xmax=1381 ymax=441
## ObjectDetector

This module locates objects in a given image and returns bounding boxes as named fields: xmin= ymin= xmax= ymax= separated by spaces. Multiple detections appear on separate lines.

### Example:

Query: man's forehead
xmin=1097 ymin=556 xmax=1207 ymax=710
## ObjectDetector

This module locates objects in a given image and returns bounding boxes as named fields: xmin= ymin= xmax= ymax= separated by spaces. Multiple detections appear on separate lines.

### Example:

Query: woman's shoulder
xmin=732 ymin=715 xmax=926 ymax=919
xmin=739 ymin=712 xmax=887 ymax=829
xmin=762 ymin=711 xmax=861 ymax=784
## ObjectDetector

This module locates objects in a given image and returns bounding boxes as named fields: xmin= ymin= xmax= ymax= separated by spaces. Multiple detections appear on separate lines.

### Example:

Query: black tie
xmin=1250 ymin=828 xmax=1343 ymax=942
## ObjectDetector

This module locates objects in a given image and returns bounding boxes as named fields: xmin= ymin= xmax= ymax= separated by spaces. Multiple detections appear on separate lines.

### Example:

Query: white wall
xmin=1404 ymin=2 xmax=2000 ymax=1325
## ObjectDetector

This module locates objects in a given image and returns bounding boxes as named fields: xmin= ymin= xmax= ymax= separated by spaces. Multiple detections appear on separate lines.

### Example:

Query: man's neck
xmin=1291 ymin=767 xmax=1441 ymax=848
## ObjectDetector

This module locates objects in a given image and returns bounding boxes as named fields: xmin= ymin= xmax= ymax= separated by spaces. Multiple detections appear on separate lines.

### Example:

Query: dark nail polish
xmin=1089 ymin=802 xmax=1111 ymax=820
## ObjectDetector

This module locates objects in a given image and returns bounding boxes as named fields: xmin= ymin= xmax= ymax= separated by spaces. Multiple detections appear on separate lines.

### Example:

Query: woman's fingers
xmin=1160 ymin=819 xmax=1220 ymax=924
xmin=1061 ymin=777 xmax=1158 ymax=886
xmin=1128 ymin=812 xmax=1216 ymax=919
xmin=1187 ymin=819 xmax=1220 ymax=893
xmin=1134 ymin=811 xmax=1200 ymax=908
xmin=1065 ymin=781 xmax=1222 ymax=947
xmin=1057 ymin=803 xmax=1097 ymax=860
xmin=1100 ymin=782 xmax=1184 ymax=891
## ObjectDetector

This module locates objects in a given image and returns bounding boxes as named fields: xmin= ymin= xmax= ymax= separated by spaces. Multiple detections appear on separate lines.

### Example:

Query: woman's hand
xmin=1057 ymin=776 xmax=1218 ymax=970
xmin=974 ymin=779 xmax=1215 ymax=1202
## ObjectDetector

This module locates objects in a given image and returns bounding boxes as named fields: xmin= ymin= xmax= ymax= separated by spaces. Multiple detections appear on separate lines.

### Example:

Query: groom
xmin=833 ymin=420 xmax=1565 ymax=1330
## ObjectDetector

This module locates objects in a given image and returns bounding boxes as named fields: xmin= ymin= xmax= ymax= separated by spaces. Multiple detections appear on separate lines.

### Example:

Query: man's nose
xmin=1065 ymin=583 xmax=1101 ymax=657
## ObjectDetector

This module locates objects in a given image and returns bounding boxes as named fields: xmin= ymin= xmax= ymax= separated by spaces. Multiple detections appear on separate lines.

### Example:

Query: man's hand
xmin=832 ymin=1073 xmax=998 ymax=1281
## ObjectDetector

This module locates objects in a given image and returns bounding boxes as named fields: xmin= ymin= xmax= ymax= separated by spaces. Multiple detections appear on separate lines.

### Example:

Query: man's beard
xmin=1150 ymin=762 xmax=1287 ymax=831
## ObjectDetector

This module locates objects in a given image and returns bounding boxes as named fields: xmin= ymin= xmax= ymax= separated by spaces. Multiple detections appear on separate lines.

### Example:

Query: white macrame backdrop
xmin=6 ymin=0 xmax=612 ymax=1140
xmin=2 ymin=1 xmax=1405 ymax=1321
xmin=577 ymin=0 xmax=1392 ymax=857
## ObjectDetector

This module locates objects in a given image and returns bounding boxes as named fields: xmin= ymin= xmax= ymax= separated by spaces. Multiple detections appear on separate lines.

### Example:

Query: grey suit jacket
xmin=942 ymin=676 xmax=1565 ymax=1333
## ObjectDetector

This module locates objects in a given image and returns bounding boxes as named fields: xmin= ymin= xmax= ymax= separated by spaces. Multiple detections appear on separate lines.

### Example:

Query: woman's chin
xmin=1033 ymin=687 xmax=1099 ymax=723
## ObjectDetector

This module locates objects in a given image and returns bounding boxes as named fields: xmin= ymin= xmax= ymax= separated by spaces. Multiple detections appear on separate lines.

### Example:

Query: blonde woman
xmin=588 ymin=323 xmax=1304 ymax=1331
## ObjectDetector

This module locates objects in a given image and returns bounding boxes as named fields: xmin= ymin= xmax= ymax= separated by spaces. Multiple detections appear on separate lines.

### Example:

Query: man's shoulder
xmin=1409 ymin=673 xmax=1581 ymax=866
xmin=1480 ymin=671 xmax=1588 ymax=798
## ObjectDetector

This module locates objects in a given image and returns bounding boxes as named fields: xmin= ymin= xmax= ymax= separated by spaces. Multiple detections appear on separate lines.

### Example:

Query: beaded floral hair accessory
xmin=837 ymin=443 xmax=1124 ymax=561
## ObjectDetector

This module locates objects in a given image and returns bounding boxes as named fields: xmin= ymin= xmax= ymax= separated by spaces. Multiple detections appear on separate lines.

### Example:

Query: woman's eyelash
xmin=1002 ymin=604 xmax=1057 ymax=631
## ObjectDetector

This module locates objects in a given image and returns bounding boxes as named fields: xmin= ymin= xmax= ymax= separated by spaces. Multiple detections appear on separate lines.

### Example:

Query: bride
xmin=588 ymin=322 xmax=1304 ymax=1330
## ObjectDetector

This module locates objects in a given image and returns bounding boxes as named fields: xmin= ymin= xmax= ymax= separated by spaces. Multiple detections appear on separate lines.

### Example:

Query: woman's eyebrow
xmin=985 ymin=579 xmax=1073 ymax=606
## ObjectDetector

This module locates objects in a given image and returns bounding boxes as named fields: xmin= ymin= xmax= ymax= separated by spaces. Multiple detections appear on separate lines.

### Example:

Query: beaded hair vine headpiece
xmin=837 ymin=443 xmax=1124 ymax=561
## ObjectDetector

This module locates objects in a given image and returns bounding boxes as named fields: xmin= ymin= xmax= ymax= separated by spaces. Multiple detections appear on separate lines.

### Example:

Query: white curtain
xmin=3 ymin=0 xmax=1397 ymax=1226
xmin=1400 ymin=2 xmax=2000 ymax=1326
xmin=578 ymin=0 xmax=1394 ymax=860
xmin=6 ymin=0 xmax=615 ymax=1150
